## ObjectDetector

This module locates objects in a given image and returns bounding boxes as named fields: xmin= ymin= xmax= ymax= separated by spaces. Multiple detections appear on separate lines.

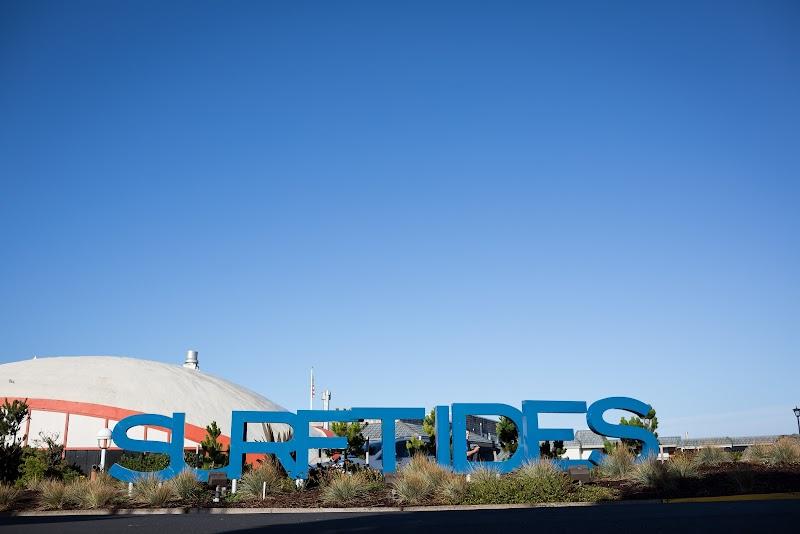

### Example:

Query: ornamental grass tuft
xmin=320 ymin=470 xmax=383 ymax=504
xmin=693 ymin=447 xmax=730 ymax=467
xmin=0 ymin=483 xmax=21 ymax=512
xmin=596 ymin=445 xmax=635 ymax=479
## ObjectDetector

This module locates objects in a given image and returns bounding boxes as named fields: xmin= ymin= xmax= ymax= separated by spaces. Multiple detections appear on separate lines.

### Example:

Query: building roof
xmin=0 ymin=356 xmax=288 ymax=439
xmin=562 ymin=430 xmax=782 ymax=450
xmin=361 ymin=420 xmax=428 ymax=441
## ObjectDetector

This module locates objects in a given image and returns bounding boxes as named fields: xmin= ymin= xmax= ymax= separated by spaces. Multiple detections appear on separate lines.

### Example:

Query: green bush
xmin=512 ymin=460 xmax=571 ymax=502
xmin=693 ymin=447 xmax=730 ymax=466
xmin=572 ymin=484 xmax=618 ymax=502
xmin=117 ymin=453 xmax=170 ymax=472
xmin=320 ymin=470 xmax=383 ymax=504
xmin=462 ymin=462 xmax=574 ymax=505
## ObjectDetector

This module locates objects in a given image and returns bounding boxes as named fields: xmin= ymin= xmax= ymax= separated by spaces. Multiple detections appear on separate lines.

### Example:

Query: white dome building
xmin=0 ymin=352 xmax=317 ymax=472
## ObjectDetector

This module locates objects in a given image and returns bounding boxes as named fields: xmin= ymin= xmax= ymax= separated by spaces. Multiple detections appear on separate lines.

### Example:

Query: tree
xmin=406 ymin=436 xmax=428 ymax=456
xmin=496 ymin=417 xmax=565 ymax=459
xmin=497 ymin=416 xmax=518 ymax=454
xmin=539 ymin=440 xmax=566 ymax=459
xmin=620 ymin=408 xmax=658 ymax=454
xmin=201 ymin=421 xmax=227 ymax=468
xmin=330 ymin=422 xmax=366 ymax=460
xmin=421 ymin=409 xmax=437 ymax=454
xmin=0 ymin=399 xmax=29 ymax=482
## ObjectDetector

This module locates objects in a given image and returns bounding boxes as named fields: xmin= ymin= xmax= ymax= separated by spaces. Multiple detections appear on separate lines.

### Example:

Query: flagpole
xmin=309 ymin=367 xmax=314 ymax=410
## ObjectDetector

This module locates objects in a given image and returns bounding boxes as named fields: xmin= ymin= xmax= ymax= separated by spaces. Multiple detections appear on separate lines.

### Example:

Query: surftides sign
xmin=108 ymin=397 xmax=658 ymax=482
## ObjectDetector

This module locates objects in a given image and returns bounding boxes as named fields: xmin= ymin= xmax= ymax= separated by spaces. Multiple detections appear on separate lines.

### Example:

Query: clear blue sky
xmin=1 ymin=1 xmax=798 ymax=438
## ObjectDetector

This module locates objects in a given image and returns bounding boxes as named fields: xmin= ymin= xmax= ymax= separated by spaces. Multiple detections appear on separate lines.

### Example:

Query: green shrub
xmin=320 ymin=470 xmax=383 ymax=504
xmin=513 ymin=460 xmax=571 ymax=502
xmin=237 ymin=459 xmax=291 ymax=500
xmin=769 ymin=437 xmax=800 ymax=464
xmin=117 ymin=453 xmax=170 ymax=472
xmin=0 ymin=482 xmax=21 ymax=511
xmin=132 ymin=474 xmax=176 ymax=507
xmin=596 ymin=445 xmax=635 ymax=479
xmin=572 ymin=484 xmax=618 ymax=502
xmin=693 ymin=447 xmax=730 ymax=466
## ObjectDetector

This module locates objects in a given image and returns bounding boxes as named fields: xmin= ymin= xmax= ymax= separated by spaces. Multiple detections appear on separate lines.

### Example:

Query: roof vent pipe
xmin=184 ymin=350 xmax=199 ymax=370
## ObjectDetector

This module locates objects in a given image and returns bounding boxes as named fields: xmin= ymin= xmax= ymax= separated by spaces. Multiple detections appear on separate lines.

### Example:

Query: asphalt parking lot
xmin=2 ymin=500 xmax=800 ymax=533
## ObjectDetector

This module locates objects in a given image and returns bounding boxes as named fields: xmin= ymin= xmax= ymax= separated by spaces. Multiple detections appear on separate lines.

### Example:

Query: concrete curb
xmin=5 ymin=500 xmax=657 ymax=517
xmin=5 ymin=495 xmax=798 ymax=517
xmin=664 ymin=492 xmax=800 ymax=504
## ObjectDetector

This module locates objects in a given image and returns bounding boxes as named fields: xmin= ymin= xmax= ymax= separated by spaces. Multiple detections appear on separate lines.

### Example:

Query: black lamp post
xmin=793 ymin=407 xmax=800 ymax=435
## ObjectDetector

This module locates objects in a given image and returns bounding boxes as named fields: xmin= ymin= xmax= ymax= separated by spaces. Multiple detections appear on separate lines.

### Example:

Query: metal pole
xmin=100 ymin=448 xmax=107 ymax=471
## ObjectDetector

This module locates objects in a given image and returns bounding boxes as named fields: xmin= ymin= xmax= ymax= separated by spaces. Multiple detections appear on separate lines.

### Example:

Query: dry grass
xmin=693 ymin=447 xmax=730 ymax=467
xmin=238 ymin=459 xmax=292 ymax=500
xmin=596 ymin=446 xmax=635 ymax=479
xmin=132 ymin=474 xmax=176 ymax=507
xmin=769 ymin=437 xmax=800 ymax=464
xmin=38 ymin=479 xmax=68 ymax=510
xmin=392 ymin=455 xmax=464 ymax=505
xmin=742 ymin=438 xmax=800 ymax=465
xmin=632 ymin=457 xmax=675 ymax=491
xmin=668 ymin=454 xmax=699 ymax=479
xmin=0 ymin=483 xmax=21 ymax=512
xmin=320 ymin=470 xmax=383 ymax=504
xmin=171 ymin=469 xmax=201 ymax=501
xmin=62 ymin=475 xmax=123 ymax=509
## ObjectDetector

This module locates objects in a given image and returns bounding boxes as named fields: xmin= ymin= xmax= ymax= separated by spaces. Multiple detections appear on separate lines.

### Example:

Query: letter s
xmin=586 ymin=397 xmax=659 ymax=464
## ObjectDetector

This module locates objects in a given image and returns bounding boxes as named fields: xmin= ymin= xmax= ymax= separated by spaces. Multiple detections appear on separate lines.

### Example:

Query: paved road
xmin=2 ymin=501 xmax=799 ymax=533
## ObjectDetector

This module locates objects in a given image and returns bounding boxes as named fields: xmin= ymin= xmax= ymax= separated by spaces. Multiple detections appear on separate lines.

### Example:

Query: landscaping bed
xmin=3 ymin=438 xmax=800 ymax=513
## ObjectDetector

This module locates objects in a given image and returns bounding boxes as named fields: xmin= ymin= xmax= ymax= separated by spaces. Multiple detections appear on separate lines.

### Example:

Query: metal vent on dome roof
xmin=183 ymin=350 xmax=199 ymax=370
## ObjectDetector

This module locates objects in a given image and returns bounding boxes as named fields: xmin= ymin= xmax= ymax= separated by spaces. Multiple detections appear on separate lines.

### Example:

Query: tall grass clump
xmin=38 ymin=479 xmax=68 ymax=510
xmin=320 ymin=470 xmax=383 ymax=504
xmin=171 ymin=469 xmax=201 ymax=501
xmin=41 ymin=477 xmax=123 ymax=510
xmin=392 ymin=455 xmax=462 ymax=505
xmin=693 ymin=447 xmax=730 ymax=467
xmin=742 ymin=443 xmax=771 ymax=464
xmin=132 ymin=474 xmax=176 ymax=507
xmin=596 ymin=446 xmax=635 ymax=479
xmin=667 ymin=454 xmax=698 ymax=479
xmin=238 ymin=459 xmax=291 ymax=500
xmin=768 ymin=437 xmax=800 ymax=464
xmin=632 ymin=457 xmax=675 ymax=492
xmin=0 ymin=483 xmax=21 ymax=512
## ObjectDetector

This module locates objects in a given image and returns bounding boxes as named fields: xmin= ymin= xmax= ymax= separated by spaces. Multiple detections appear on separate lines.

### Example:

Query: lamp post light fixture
xmin=794 ymin=407 xmax=800 ymax=435
xmin=97 ymin=428 xmax=113 ymax=471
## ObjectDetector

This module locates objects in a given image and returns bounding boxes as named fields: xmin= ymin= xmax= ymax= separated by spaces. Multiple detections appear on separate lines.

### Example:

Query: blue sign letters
xmin=108 ymin=397 xmax=658 ymax=482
